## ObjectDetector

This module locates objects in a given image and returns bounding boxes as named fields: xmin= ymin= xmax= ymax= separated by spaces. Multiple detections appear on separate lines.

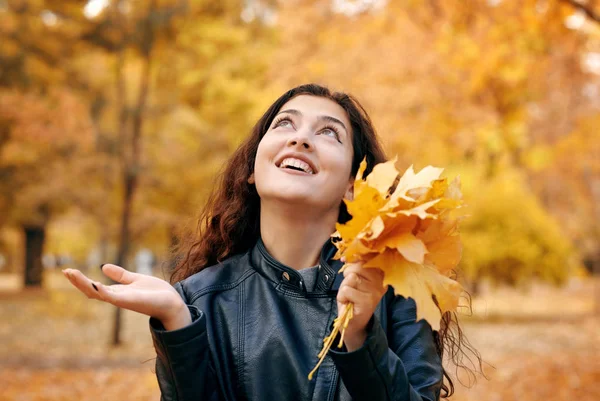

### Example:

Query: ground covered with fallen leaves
xmin=0 ymin=271 xmax=597 ymax=401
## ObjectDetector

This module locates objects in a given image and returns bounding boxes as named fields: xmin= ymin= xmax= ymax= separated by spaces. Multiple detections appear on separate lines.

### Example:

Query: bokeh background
xmin=0 ymin=0 xmax=598 ymax=400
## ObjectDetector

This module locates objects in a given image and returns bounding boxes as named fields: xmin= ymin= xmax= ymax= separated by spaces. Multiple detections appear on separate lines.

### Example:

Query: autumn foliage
xmin=310 ymin=159 xmax=465 ymax=378
xmin=0 ymin=0 xmax=599 ymax=400
xmin=337 ymin=159 xmax=464 ymax=328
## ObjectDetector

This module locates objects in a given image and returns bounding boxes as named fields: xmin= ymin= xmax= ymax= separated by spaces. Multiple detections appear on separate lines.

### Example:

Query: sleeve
xmin=149 ymin=282 xmax=220 ymax=401
xmin=329 ymin=296 xmax=443 ymax=401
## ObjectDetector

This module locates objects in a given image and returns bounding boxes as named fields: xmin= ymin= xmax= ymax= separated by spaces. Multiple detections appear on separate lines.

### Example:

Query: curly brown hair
xmin=169 ymin=83 xmax=482 ymax=397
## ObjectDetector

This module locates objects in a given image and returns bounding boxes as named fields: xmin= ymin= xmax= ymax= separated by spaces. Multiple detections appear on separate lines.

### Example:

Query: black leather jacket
xmin=150 ymin=238 xmax=443 ymax=401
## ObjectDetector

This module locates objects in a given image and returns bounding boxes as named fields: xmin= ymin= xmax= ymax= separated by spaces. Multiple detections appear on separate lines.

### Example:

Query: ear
xmin=247 ymin=173 xmax=255 ymax=185
xmin=343 ymin=178 xmax=354 ymax=201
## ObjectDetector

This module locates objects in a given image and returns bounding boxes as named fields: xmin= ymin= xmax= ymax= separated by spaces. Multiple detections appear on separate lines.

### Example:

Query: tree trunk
xmin=111 ymin=0 xmax=156 ymax=346
xmin=23 ymin=225 xmax=45 ymax=287
xmin=470 ymin=278 xmax=482 ymax=297
xmin=110 ymin=0 xmax=130 ymax=346
xmin=112 ymin=166 xmax=135 ymax=346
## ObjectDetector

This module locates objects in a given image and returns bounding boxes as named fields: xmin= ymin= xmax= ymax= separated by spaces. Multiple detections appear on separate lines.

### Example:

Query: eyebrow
xmin=276 ymin=109 xmax=348 ymax=134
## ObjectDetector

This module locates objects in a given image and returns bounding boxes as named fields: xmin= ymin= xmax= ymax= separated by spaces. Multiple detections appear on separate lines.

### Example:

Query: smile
xmin=278 ymin=157 xmax=315 ymax=175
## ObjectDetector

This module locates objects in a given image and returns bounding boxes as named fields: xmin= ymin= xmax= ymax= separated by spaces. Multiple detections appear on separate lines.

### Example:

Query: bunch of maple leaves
xmin=309 ymin=158 xmax=465 ymax=379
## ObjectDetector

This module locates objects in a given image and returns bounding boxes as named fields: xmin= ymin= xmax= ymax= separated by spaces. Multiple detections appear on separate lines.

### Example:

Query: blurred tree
xmin=0 ymin=0 xmax=274 ymax=345
xmin=544 ymin=116 xmax=600 ymax=275
xmin=456 ymin=167 xmax=575 ymax=293
xmin=76 ymin=0 xmax=184 ymax=345
xmin=60 ymin=0 xmax=274 ymax=344
xmin=134 ymin=0 xmax=275 ymax=255
xmin=1 ymin=0 xmax=596 ymax=313
xmin=0 ymin=1 xmax=97 ymax=286
xmin=265 ymin=0 xmax=596 ymax=288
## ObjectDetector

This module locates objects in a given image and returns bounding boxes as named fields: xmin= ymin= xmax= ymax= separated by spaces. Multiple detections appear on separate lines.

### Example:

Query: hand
xmin=336 ymin=261 xmax=388 ymax=352
xmin=62 ymin=264 xmax=191 ymax=331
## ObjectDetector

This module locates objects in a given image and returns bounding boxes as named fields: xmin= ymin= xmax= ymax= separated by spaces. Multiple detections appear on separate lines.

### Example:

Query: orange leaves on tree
xmin=309 ymin=158 xmax=465 ymax=380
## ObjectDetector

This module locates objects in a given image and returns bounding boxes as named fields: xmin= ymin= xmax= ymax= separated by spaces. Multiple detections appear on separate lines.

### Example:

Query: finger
xmin=342 ymin=262 xmax=368 ymax=277
xmin=343 ymin=263 xmax=384 ymax=284
xmin=360 ymin=268 xmax=385 ymax=285
xmin=64 ymin=270 xmax=99 ymax=298
xmin=337 ymin=284 xmax=371 ymax=305
xmin=342 ymin=273 xmax=387 ymax=299
xmin=100 ymin=264 xmax=138 ymax=284
xmin=337 ymin=301 xmax=348 ymax=317
xmin=361 ymin=265 xmax=385 ymax=279
xmin=343 ymin=272 xmax=363 ymax=289
xmin=344 ymin=263 xmax=384 ymax=279
xmin=63 ymin=269 xmax=102 ymax=301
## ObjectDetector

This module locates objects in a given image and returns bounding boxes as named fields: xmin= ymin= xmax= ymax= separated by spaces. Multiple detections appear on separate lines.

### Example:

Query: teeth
xmin=280 ymin=157 xmax=314 ymax=174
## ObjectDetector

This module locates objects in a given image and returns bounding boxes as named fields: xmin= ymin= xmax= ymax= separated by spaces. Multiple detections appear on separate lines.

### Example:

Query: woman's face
xmin=254 ymin=95 xmax=354 ymax=213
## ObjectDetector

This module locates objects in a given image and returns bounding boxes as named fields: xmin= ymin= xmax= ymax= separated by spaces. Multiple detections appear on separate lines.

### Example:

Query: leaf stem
xmin=308 ymin=302 xmax=354 ymax=380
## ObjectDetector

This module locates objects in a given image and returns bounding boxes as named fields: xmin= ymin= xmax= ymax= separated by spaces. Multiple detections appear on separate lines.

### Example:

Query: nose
xmin=286 ymin=131 xmax=314 ymax=151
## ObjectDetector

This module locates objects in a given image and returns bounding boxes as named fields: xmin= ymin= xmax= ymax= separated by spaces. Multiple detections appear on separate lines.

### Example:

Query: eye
xmin=319 ymin=125 xmax=342 ymax=143
xmin=273 ymin=117 xmax=294 ymax=129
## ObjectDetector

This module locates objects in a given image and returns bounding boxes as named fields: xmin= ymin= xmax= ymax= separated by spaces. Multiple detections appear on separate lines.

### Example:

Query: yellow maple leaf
xmin=388 ymin=164 xmax=445 ymax=205
xmin=337 ymin=185 xmax=385 ymax=241
xmin=423 ymin=234 xmax=462 ymax=276
xmin=384 ymin=232 xmax=428 ymax=264
xmin=363 ymin=250 xmax=462 ymax=330
xmin=309 ymin=158 xmax=465 ymax=380
xmin=364 ymin=157 xmax=399 ymax=195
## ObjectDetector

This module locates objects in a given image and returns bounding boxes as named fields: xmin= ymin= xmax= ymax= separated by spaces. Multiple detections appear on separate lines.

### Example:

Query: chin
xmin=261 ymin=190 xmax=316 ymax=205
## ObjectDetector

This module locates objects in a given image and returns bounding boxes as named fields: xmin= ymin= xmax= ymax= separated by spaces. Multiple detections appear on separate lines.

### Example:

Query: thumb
xmin=100 ymin=264 xmax=137 ymax=284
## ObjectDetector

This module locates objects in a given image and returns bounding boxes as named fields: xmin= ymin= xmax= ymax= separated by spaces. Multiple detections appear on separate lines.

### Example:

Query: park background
xmin=0 ymin=0 xmax=598 ymax=400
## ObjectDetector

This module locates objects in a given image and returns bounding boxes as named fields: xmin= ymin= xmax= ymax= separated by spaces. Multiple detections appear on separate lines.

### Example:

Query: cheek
xmin=253 ymin=136 xmax=279 ymax=185
xmin=330 ymin=143 xmax=354 ymax=176
xmin=322 ymin=149 xmax=353 ymax=190
xmin=254 ymin=137 xmax=274 ymax=169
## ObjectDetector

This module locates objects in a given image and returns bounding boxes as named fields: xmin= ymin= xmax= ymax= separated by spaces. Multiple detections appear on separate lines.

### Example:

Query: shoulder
xmin=176 ymin=251 xmax=256 ymax=303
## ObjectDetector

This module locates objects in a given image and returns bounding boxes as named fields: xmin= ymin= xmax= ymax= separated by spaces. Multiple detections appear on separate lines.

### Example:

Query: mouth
xmin=276 ymin=156 xmax=317 ymax=175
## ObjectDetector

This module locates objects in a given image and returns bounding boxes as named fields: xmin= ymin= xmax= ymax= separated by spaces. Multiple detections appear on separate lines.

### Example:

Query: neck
xmin=260 ymin=201 xmax=338 ymax=270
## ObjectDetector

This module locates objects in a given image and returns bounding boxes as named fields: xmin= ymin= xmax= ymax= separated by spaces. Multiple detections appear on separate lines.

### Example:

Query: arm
xmin=329 ymin=296 xmax=443 ymax=401
xmin=149 ymin=282 xmax=220 ymax=401
xmin=61 ymin=265 xmax=220 ymax=400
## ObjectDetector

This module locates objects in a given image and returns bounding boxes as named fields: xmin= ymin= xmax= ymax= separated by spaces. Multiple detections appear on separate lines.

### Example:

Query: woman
xmin=63 ymin=84 xmax=467 ymax=401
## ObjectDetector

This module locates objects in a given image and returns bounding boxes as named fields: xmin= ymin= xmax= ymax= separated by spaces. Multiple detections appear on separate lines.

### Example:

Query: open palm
xmin=62 ymin=264 xmax=190 ymax=329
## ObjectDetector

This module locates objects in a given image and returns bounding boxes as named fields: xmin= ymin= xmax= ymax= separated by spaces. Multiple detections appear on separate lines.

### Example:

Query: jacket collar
xmin=250 ymin=237 xmax=343 ymax=293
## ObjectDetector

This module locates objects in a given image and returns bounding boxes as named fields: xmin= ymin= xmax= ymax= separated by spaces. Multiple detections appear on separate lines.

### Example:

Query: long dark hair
xmin=169 ymin=83 xmax=481 ymax=397
xmin=170 ymin=83 xmax=386 ymax=282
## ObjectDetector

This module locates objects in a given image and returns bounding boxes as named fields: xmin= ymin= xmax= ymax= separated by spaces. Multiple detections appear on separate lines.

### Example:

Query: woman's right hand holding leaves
xmin=62 ymin=264 xmax=191 ymax=331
